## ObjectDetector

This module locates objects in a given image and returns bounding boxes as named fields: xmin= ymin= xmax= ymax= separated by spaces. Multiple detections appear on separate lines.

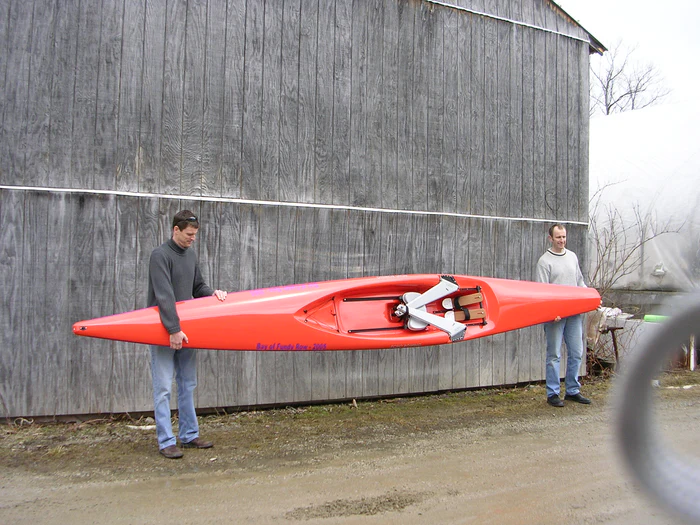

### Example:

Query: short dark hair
xmin=548 ymin=223 xmax=566 ymax=237
xmin=173 ymin=210 xmax=200 ymax=230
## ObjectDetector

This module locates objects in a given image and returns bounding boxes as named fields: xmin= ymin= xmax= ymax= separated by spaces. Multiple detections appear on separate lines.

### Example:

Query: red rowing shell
xmin=72 ymin=274 xmax=600 ymax=351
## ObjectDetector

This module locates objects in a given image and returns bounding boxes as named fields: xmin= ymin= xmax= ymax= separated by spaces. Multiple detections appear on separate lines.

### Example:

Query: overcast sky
xmin=555 ymin=1 xmax=700 ymax=241
xmin=557 ymin=0 xmax=700 ymax=110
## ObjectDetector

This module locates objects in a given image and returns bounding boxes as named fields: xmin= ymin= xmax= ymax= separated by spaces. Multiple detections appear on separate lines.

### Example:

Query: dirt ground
xmin=2 ymin=371 xmax=699 ymax=525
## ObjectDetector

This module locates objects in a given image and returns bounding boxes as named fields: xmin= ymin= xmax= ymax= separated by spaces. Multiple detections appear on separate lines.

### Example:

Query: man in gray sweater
xmin=536 ymin=224 xmax=591 ymax=407
xmin=148 ymin=210 xmax=227 ymax=458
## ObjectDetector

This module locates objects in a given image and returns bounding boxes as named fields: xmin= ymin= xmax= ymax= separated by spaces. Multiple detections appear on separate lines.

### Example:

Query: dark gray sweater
xmin=147 ymin=239 xmax=214 ymax=334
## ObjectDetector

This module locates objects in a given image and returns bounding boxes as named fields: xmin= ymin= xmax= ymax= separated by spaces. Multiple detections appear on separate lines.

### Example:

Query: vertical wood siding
xmin=0 ymin=0 xmax=593 ymax=418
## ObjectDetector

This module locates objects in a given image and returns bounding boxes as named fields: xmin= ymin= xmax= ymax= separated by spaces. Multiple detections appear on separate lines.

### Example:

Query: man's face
xmin=173 ymin=224 xmax=198 ymax=249
xmin=549 ymin=227 xmax=567 ymax=252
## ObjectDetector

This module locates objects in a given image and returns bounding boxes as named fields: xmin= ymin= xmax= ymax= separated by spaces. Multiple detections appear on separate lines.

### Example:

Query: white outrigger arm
xmin=394 ymin=276 xmax=467 ymax=342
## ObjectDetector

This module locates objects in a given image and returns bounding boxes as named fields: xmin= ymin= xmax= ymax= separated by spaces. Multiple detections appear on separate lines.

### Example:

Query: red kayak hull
xmin=72 ymin=274 xmax=600 ymax=351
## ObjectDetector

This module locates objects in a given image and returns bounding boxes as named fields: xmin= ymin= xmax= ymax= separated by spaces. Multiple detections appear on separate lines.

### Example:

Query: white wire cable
xmin=615 ymin=294 xmax=700 ymax=524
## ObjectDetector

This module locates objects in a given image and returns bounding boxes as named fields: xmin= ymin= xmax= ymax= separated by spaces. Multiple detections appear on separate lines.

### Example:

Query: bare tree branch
xmin=590 ymin=42 xmax=671 ymax=116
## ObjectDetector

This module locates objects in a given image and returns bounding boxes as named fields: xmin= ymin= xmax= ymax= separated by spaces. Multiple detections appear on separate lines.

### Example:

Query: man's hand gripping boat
xmin=72 ymin=274 xmax=600 ymax=351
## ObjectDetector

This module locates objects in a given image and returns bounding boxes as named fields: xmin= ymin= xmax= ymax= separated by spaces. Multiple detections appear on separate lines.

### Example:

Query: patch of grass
xmin=1 ymin=371 xmax=694 ymax=481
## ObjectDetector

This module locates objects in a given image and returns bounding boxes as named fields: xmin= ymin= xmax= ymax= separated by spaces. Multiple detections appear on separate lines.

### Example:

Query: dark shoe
xmin=565 ymin=393 xmax=592 ymax=404
xmin=547 ymin=395 xmax=564 ymax=407
xmin=159 ymin=445 xmax=183 ymax=459
xmin=181 ymin=437 xmax=213 ymax=449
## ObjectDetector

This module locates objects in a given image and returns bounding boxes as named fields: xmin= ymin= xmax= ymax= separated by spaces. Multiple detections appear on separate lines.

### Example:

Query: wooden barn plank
xmin=43 ymin=193 xmax=74 ymax=416
xmin=455 ymin=11 xmax=472 ymax=215
xmin=521 ymin=24 xmax=535 ymax=219
xmin=346 ymin=210 xmax=364 ymax=278
xmin=238 ymin=204 xmax=259 ymax=405
xmin=331 ymin=0 xmax=352 ymax=206
xmin=0 ymin=1 xmax=9 ymax=179
xmin=274 ymin=205 xmax=297 ymax=403
xmin=128 ymin=198 xmax=162 ymax=411
xmin=465 ymin=216 xmax=482 ymax=387
xmin=518 ymin=221 xmax=535 ymax=383
xmin=161 ymin=0 xmax=187 ymax=195
xmin=67 ymin=194 xmax=96 ymax=414
xmin=216 ymin=202 xmax=242 ymax=405
xmin=438 ymin=216 xmax=457 ymax=390
xmin=344 ymin=211 xmax=364 ymax=398
xmin=94 ymin=0 xmax=124 ymax=191
xmin=221 ymin=0 xmax=246 ymax=198
xmin=111 ymin=195 xmax=143 ymax=411
xmin=297 ymin=0 xmax=319 ymax=204
xmin=382 ymin=0 xmax=399 ymax=210
xmin=442 ymin=7 xmax=459 ymax=215
xmin=194 ymin=201 xmax=224 ymax=408
xmin=71 ymin=0 xmax=102 ymax=189
xmin=504 ymin=221 xmax=522 ymax=383
xmin=311 ymin=208 xmax=333 ymax=401
xmin=492 ymin=220 xmax=510 ymax=385
xmin=469 ymin=11 xmax=485 ymax=216
xmin=361 ymin=212 xmax=381 ymax=397
xmin=578 ymin=42 xmax=590 ymax=223
xmin=0 ymin=0 xmax=32 ymax=186
xmin=276 ymin=205 xmax=297 ymax=286
xmin=89 ymin=194 xmax=117 ymax=412
xmin=327 ymin=214 xmax=349 ymax=396
xmin=257 ymin=205 xmax=280 ymax=405
xmin=426 ymin=8 xmax=445 ymax=213
xmin=478 ymin=219 xmax=494 ymax=385
xmin=509 ymin=25 xmax=523 ymax=217
xmin=201 ymin=0 xmax=227 ymax=197
xmin=292 ymin=208 xmax=314 ymax=401
xmin=452 ymin=216 xmax=469 ymax=389
xmin=533 ymin=29 xmax=546 ymax=219
xmin=46 ymin=1 xmax=79 ymax=188
xmin=566 ymin=39 xmax=579 ymax=221
xmin=314 ymin=0 xmax=334 ymax=204
xmin=21 ymin=193 xmax=49 ymax=416
xmin=408 ymin=215 xmax=428 ymax=392
xmin=379 ymin=212 xmax=397 ymax=276
xmin=311 ymin=207 xmax=332 ymax=280
xmin=481 ymin=19 xmax=497 ymax=217
xmin=411 ymin=3 xmax=429 ymax=211
xmin=259 ymin=2 xmax=282 ymax=202
xmin=115 ymin=0 xmax=145 ymax=193
xmin=543 ymin=31 xmax=558 ymax=218
xmin=240 ymin=0 xmax=263 ymax=199
xmin=495 ymin=21 xmax=510 ymax=218
xmin=392 ymin=213 xmax=412 ymax=394
xmin=349 ymin=4 xmax=368 ymax=207
xmin=25 ymin=0 xmax=56 ymax=188
xmin=139 ymin=0 xmax=166 ymax=193
xmin=278 ymin=0 xmax=300 ymax=202
xmin=556 ymin=35 xmax=569 ymax=219
xmin=330 ymin=208 xmax=349 ymax=280
xmin=364 ymin=0 xmax=384 ymax=209
xmin=396 ymin=0 xmax=414 ymax=211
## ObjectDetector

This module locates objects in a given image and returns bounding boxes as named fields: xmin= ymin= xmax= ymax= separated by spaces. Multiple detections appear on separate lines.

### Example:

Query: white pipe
xmin=426 ymin=0 xmax=591 ymax=45
xmin=0 ymin=184 xmax=590 ymax=226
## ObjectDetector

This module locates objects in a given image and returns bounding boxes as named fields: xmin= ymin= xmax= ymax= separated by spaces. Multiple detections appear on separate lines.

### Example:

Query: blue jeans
xmin=544 ymin=314 xmax=583 ymax=398
xmin=150 ymin=345 xmax=200 ymax=449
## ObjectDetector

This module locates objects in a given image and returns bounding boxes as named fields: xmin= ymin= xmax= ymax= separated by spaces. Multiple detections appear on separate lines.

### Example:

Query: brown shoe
xmin=181 ymin=437 xmax=213 ymax=449
xmin=159 ymin=445 xmax=184 ymax=459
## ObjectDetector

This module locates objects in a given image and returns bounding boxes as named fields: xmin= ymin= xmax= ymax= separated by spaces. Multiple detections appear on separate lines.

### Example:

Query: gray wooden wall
xmin=0 ymin=0 xmax=594 ymax=418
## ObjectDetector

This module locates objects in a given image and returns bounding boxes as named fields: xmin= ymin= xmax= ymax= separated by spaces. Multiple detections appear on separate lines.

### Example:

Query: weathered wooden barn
xmin=0 ymin=0 xmax=603 ymax=418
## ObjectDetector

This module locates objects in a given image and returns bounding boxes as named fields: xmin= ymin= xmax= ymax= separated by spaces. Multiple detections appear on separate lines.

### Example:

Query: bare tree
xmin=590 ymin=42 xmax=671 ymax=116
xmin=587 ymin=183 xmax=682 ymax=300
xmin=586 ymin=184 xmax=683 ymax=372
